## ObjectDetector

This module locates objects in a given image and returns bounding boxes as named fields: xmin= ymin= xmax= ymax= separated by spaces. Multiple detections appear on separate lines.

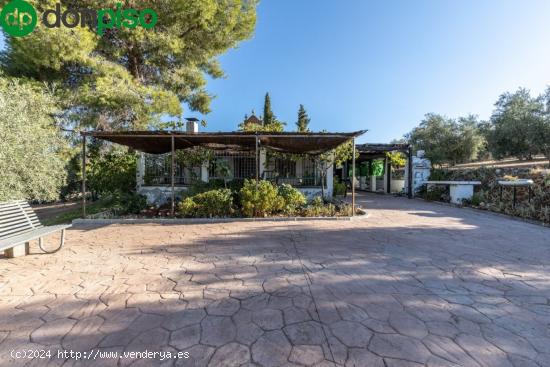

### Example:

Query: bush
xmin=112 ymin=192 xmax=147 ymax=214
xmin=429 ymin=169 xmax=451 ymax=181
xmin=302 ymin=196 xmax=328 ymax=217
xmin=240 ymin=179 xmax=283 ymax=217
xmin=423 ymin=186 xmax=448 ymax=202
xmin=87 ymin=142 xmax=137 ymax=199
xmin=333 ymin=178 xmax=347 ymax=196
xmin=301 ymin=197 xmax=353 ymax=217
xmin=178 ymin=189 xmax=234 ymax=218
xmin=278 ymin=184 xmax=306 ymax=215
xmin=178 ymin=197 xmax=198 ymax=217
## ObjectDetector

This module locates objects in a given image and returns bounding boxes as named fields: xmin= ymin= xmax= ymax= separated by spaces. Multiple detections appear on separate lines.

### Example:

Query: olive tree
xmin=0 ymin=75 xmax=67 ymax=202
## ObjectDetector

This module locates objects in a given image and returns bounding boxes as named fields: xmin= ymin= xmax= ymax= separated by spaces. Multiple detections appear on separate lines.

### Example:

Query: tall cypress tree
xmin=296 ymin=104 xmax=311 ymax=132
xmin=263 ymin=93 xmax=275 ymax=126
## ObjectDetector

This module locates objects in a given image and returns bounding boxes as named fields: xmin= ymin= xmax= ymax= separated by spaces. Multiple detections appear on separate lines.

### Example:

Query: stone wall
xmin=431 ymin=166 xmax=550 ymax=224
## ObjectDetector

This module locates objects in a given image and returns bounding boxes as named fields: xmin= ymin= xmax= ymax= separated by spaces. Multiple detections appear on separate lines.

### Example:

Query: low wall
xmin=138 ymin=186 xmax=188 ymax=206
xmin=428 ymin=167 xmax=550 ymax=224
xmin=298 ymin=187 xmax=324 ymax=200
xmin=140 ymin=185 xmax=331 ymax=206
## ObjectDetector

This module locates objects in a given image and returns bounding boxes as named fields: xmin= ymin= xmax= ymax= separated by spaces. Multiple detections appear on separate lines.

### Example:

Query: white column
xmin=259 ymin=148 xmax=267 ymax=179
xmin=259 ymin=148 xmax=267 ymax=180
xmin=137 ymin=152 xmax=145 ymax=190
xmin=370 ymin=175 xmax=377 ymax=192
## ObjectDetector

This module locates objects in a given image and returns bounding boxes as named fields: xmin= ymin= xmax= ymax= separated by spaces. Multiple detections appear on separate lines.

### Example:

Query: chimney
xmin=185 ymin=117 xmax=199 ymax=133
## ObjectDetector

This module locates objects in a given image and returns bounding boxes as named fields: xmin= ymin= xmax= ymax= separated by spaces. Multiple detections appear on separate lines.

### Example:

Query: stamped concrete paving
xmin=1 ymin=193 xmax=549 ymax=367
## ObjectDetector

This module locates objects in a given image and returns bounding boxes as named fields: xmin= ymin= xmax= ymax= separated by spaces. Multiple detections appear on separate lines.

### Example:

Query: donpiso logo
xmin=0 ymin=0 xmax=37 ymax=37
xmin=0 ymin=0 xmax=157 ymax=37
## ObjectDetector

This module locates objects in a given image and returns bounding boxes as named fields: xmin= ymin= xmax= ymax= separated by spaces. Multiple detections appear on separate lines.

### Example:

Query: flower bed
xmin=90 ymin=180 xmax=358 ymax=220
xmin=177 ymin=179 xmax=353 ymax=218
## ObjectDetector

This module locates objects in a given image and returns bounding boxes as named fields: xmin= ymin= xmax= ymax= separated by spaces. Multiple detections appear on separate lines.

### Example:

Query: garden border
xmin=414 ymin=197 xmax=549 ymax=228
xmin=72 ymin=212 xmax=369 ymax=225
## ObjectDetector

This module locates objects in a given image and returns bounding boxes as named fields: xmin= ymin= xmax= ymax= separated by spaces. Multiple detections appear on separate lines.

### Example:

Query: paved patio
xmin=1 ymin=193 xmax=549 ymax=367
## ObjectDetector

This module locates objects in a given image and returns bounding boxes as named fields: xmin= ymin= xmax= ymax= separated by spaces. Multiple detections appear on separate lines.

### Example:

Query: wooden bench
xmin=0 ymin=200 xmax=71 ymax=258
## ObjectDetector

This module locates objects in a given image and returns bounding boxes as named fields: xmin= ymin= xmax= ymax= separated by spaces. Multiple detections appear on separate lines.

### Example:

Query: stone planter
xmin=391 ymin=179 xmax=405 ymax=193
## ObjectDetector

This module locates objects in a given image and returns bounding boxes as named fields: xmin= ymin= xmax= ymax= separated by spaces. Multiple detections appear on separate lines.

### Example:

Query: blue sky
xmin=2 ymin=0 xmax=550 ymax=143
xmin=198 ymin=0 xmax=550 ymax=143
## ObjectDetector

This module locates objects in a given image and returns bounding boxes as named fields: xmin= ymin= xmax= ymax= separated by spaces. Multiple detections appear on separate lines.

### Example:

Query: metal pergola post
xmin=407 ymin=147 xmax=413 ymax=199
xmin=171 ymin=135 xmax=175 ymax=217
xmin=352 ymin=138 xmax=356 ymax=216
xmin=82 ymin=134 xmax=87 ymax=218
xmin=255 ymin=134 xmax=259 ymax=182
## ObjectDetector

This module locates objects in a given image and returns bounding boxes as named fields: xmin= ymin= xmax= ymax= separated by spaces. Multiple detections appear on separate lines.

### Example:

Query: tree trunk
xmin=320 ymin=172 xmax=325 ymax=199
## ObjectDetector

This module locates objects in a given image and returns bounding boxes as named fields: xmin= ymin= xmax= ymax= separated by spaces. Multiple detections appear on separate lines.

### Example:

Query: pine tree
xmin=263 ymin=93 xmax=275 ymax=126
xmin=296 ymin=104 xmax=311 ymax=132
xmin=0 ymin=1 xmax=258 ymax=130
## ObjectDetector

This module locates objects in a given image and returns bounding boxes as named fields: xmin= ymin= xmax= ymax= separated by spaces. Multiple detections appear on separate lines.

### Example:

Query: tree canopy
xmin=0 ymin=0 xmax=258 ymax=130
xmin=0 ymin=74 xmax=67 ymax=202
xmin=406 ymin=113 xmax=485 ymax=166
xmin=485 ymin=88 xmax=548 ymax=161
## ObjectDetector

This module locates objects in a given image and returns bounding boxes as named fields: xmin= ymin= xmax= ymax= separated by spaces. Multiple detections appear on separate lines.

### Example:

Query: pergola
xmin=354 ymin=143 xmax=413 ymax=198
xmin=80 ymin=130 xmax=366 ymax=216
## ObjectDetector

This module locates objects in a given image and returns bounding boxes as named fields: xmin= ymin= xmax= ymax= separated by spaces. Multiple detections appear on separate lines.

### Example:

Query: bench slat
xmin=0 ymin=218 xmax=41 ymax=229
xmin=0 ymin=217 xmax=39 ymax=230
xmin=0 ymin=207 xmax=27 ymax=216
xmin=0 ymin=201 xmax=41 ymax=240
xmin=0 ymin=205 xmax=30 ymax=214
xmin=0 ymin=211 xmax=33 ymax=223
xmin=0 ymin=202 xmax=26 ymax=210
xmin=0 ymin=224 xmax=43 ymax=239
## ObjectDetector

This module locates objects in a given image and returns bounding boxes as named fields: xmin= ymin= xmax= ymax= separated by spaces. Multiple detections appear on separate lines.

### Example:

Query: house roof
xmin=356 ymin=143 xmax=410 ymax=154
xmin=243 ymin=114 xmax=263 ymax=126
xmin=82 ymin=130 xmax=367 ymax=155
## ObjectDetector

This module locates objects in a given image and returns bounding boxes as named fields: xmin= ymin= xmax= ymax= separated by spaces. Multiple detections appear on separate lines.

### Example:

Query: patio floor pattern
xmin=1 ymin=193 xmax=549 ymax=367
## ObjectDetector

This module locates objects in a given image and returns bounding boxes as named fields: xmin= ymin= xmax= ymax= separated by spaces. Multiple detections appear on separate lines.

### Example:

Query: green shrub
xmin=333 ymin=178 xmax=347 ymax=196
xmin=423 ymin=186 xmax=448 ymax=202
xmin=178 ymin=197 xmax=198 ymax=217
xmin=471 ymin=192 xmax=482 ymax=206
xmin=112 ymin=192 xmax=147 ymax=214
xmin=240 ymin=179 xmax=283 ymax=217
xmin=87 ymin=142 xmax=137 ymax=199
xmin=278 ymin=184 xmax=306 ymax=215
xmin=429 ymin=169 xmax=451 ymax=181
xmin=178 ymin=189 xmax=234 ymax=218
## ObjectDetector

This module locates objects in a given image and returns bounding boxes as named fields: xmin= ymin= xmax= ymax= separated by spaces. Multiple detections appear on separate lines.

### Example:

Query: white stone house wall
xmin=137 ymin=151 xmax=333 ymax=205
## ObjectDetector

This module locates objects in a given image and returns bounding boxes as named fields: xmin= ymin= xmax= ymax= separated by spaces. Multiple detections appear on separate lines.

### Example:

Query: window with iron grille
xmin=274 ymin=158 xmax=296 ymax=178
xmin=143 ymin=154 xmax=199 ymax=186
xmin=265 ymin=155 xmax=320 ymax=187
xmin=208 ymin=151 xmax=256 ymax=180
